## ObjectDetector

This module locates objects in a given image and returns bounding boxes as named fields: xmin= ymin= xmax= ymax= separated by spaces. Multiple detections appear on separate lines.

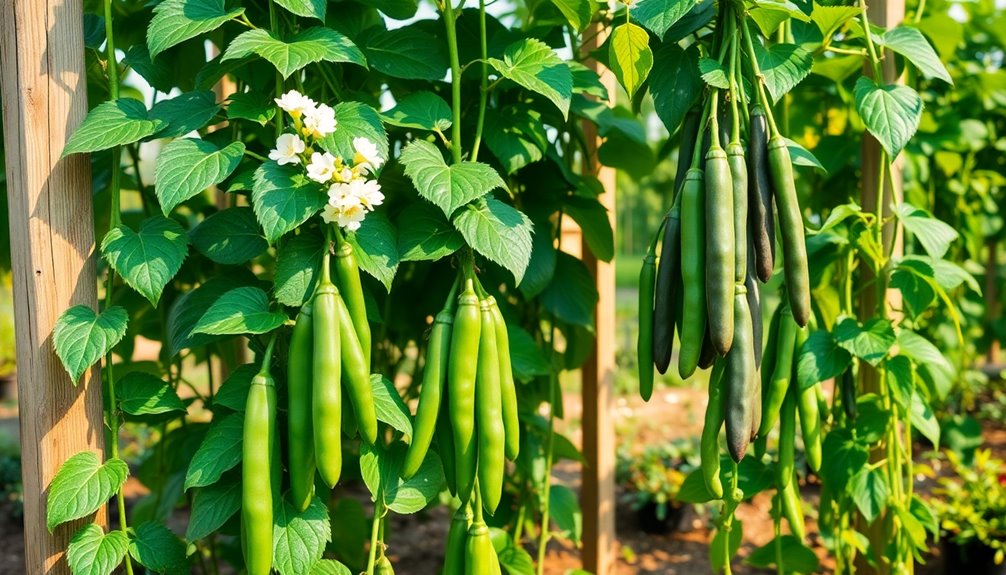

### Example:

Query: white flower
xmin=322 ymin=189 xmax=367 ymax=231
xmin=268 ymin=133 xmax=306 ymax=166
xmin=303 ymin=103 xmax=337 ymax=139
xmin=352 ymin=137 xmax=384 ymax=173
xmin=306 ymin=152 xmax=338 ymax=183
xmin=348 ymin=178 xmax=384 ymax=210
xmin=274 ymin=90 xmax=316 ymax=118
xmin=328 ymin=182 xmax=353 ymax=205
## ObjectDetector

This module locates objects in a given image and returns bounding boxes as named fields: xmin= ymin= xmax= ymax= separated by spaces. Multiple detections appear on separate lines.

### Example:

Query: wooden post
xmin=579 ymin=23 xmax=617 ymax=575
xmin=0 ymin=0 xmax=106 ymax=572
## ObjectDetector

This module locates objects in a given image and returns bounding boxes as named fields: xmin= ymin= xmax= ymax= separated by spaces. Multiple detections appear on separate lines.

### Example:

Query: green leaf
xmin=252 ymin=161 xmax=328 ymax=243
xmin=854 ymin=77 xmax=923 ymax=158
xmin=812 ymin=4 xmax=860 ymax=38
xmin=452 ymin=197 xmax=534 ymax=284
xmin=184 ymin=413 xmax=243 ymax=490
xmin=227 ymin=92 xmax=277 ymax=126
xmin=357 ymin=0 xmax=419 ymax=19
xmin=224 ymin=27 xmax=367 ymax=79
xmin=274 ymin=230 xmax=325 ymax=307
xmin=189 ymin=207 xmax=268 ymax=265
xmin=213 ymin=364 xmax=259 ymax=412
xmin=129 ymin=521 xmax=188 ymax=574
xmin=319 ymin=102 xmax=389 ymax=167
xmin=47 ymin=453 xmax=129 ymax=530
xmin=549 ymin=485 xmax=582 ymax=545
xmin=891 ymin=260 xmax=937 ymax=317
xmin=400 ymin=140 xmax=506 ymax=217
xmin=155 ymin=138 xmax=245 ymax=215
xmin=371 ymin=374 xmax=412 ymax=436
xmin=539 ymin=252 xmax=597 ymax=328
xmin=67 ymin=524 xmax=129 ymax=575
xmin=53 ymin=305 xmax=128 ymax=384
xmin=854 ymin=394 xmax=890 ymax=443
xmin=749 ymin=7 xmax=790 ymax=36
xmin=609 ymin=23 xmax=653 ymax=99
xmin=346 ymin=212 xmax=399 ymax=291
xmin=746 ymin=535 xmax=819 ymax=573
xmin=549 ymin=0 xmax=594 ymax=31
xmin=101 ymin=216 xmax=190 ymax=307
xmin=396 ymin=203 xmax=464 ymax=262
xmin=821 ymin=429 xmax=868 ymax=491
xmin=796 ymin=329 xmax=852 ymax=388
xmin=710 ymin=521 xmax=743 ymax=572
xmin=380 ymin=92 xmax=452 ymax=132
xmin=484 ymin=108 xmax=548 ymax=174
xmin=361 ymin=27 xmax=448 ymax=81
xmin=359 ymin=441 xmax=444 ymax=514
xmin=312 ymin=560 xmax=353 ymax=575
xmin=649 ymin=43 xmax=701 ymax=135
xmin=631 ymin=0 xmax=697 ymax=38
xmin=518 ymin=220 xmax=557 ymax=299
xmin=273 ymin=497 xmax=332 ymax=575
xmin=698 ymin=57 xmax=729 ymax=89
xmin=833 ymin=317 xmax=896 ymax=366
xmin=149 ymin=90 xmax=222 ymax=139
xmin=892 ymin=203 xmax=958 ymax=259
xmin=274 ymin=0 xmax=326 ymax=20
xmin=489 ymin=39 xmax=573 ymax=119
xmin=186 ymin=478 xmax=242 ymax=540
xmin=849 ymin=467 xmax=888 ymax=523
xmin=63 ymin=99 xmax=164 ymax=156
xmin=785 ymin=138 xmax=826 ymax=171
xmin=885 ymin=355 xmax=915 ymax=410
xmin=508 ymin=327 xmax=552 ymax=383
xmin=564 ymin=195 xmax=613 ymax=263
xmin=147 ymin=0 xmax=244 ymax=59
xmin=193 ymin=286 xmax=286 ymax=336
xmin=167 ymin=272 xmax=262 ymax=355
xmin=118 ymin=372 xmax=186 ymax=417
xmin=898 ymin=329 xmax=955 ymax=401
xmin=754 ymin=41 xmax=813 ymax=103
xmin=490 ymin=528 xmax=536 ymax=575
xmin=877 ymin=26 xmax=952 ymax=84
xmin=911 ymin=391 xmax=940 ymax=447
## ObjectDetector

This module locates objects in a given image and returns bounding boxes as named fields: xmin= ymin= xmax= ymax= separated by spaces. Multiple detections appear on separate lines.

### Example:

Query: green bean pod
xmin=841 ymin=369 xmax=858 ymax=421
xmin=705 ymin=146 xmax=735 ymax=356
xmin=746 ymin=272 xmax=764 ymax=371
xmin=794 ymin=323 xmax=821 ymax=473
xmin=753 ymin=303 xmax=782 ymax=458
xmin=465 ymin=520 xmax=501 ymax=575
xmin=313 ymin=280 xmax=343 ymax=488
xmin=653 ymin=205 xmax=681 ymax=374
xmin=336 ymin=293 xmax=378 ymax=445
xmin=334 ymin=241 xmax=372 ymax=367
xmin=673 ymin=110 xmax=702 ymax=194
xmin=476 ymin=300 xmax=505 ymax=515
xmin=758 ymin=305 xmax=798 ymax=438
xmin=376 ymin=556 xmax=395 ymax=575
xmin=777 ymin=384 xmax=797 ymax=490
xmin=728 ymin=142 xmax=749 ymax=284
xmin=767 ymin=136 xmax=810 ymax=327
xmin=243 ymin=371 xmax=277 ymax=575
xmin=724 ymin=287 xmax=756 ymax=462
xmin=747 ymin=106 xmax=775 ymax=283
xmin=438 ymin=403 xmax=458 ymax=497
xmin=487 ymin=297 xmax=519 ymax=460
xmin=678 ymin=169 xmax=706 ymax=379
xmin=449 ymin=279 xmax=481 ymax=504
xmin=781 ymin=475 xmax=806 ymax=540
xmin=698 ymin=327 xmax=717 ymax=371
xmin=288 ymin=302 xmax=315 ymax=512
xmin=638 ymin=251 xmax=657 ymax=400
xmin=403 ymin=310 xmax=454 ymax=479
xmin=443 ymin=505 xmax=472 ymax=575
xmin=701 ymin=360 xmax=727 ymax=499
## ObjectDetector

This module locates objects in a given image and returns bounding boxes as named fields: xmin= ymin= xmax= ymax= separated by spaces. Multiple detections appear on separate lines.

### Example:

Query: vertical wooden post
xmin=579 ymin=23 xmax=617 ymax=575
xmin=0 ymin=0 xmax=106 ymax=572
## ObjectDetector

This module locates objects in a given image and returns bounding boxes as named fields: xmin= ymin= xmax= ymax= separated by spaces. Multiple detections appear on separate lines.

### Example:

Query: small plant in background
xmin=932 ymin=449 xmax=1006 ymax=567
xmin=0 ymin=271 xmax=15 ymax=381
xmin=616 ymin=438 xmax=701 ymax=534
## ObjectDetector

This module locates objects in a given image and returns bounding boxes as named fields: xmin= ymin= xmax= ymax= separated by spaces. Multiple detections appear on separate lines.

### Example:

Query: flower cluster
xmin=268 ymin=90 xmax=385 ymax=231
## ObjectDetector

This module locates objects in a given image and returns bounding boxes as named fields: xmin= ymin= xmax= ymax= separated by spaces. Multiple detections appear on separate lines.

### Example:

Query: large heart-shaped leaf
xmin=359 ymin=441 xmax=443 ymax=514
xmin=189 ymin=207 xmax=268 ymax=265
xmin=67 ymin=524 xmax=129 ymax=575
xmin=149 ymin=91 xmax=221 ymax=139
xmin=63 ymin=99 xmax=164 ymax=156
xmin=224 ymin=27 xmax=366 ymax=78
xmin=184 ymin=413 xmax=244 ymax=490
xmin=854 ymin=77 xmax=923 ymax=158
xmin=833 ymin=317 xmax=896 ymax=366
xmin=251 ymin=161 xmax=327 ymax=243
xmin=273 ymin=230 xmax=325 ymax=307
xmin=155 ymin=139 xmax=245 ymax=215
xmin=796 ymin=329 xmax=852 ymax=388
xmin=877 ymin=26 xmax=952 ymax=84
xmin=632 ymin=0 xmax=698 ymax=37
xmin=396 ymin=202 xmax=464 ymax=262
xmin=361 ymin=27 xmax=448 ymax=81
xmin=273 ymin=497 xmax=332 ymax=575
xmin=48 ymin=452 xmax=129 ymax=530
xmin=117 ymin=372 xmax=186 ymax=418
xmin=452 ymin=197 xmax=534 ymax=283
xmin=380 ymin=91 xmax=452 ymax=132
xmin=53 ymin=305 xmax=128 ymax=384
xmin=399 ymin=140 xmax=506 ymax=217
xmin=192 ymin=286 xmax=287 ymax=336
xmin=319 ymin=101 xmax=389 ymax=164
xmin=129 ymin=521 xmax=189 ymax=574
xmin=893 ymin=203 xmax=959 ymax=259
xmin=754 ymin=41 xmax=813 ymax=103
xmin=609 ymin=23 xmax=653 ymax=99
xmin=648 ymin=43 xmax=701 ymax=135
xmin=147 ymin=0 xmax=244 ymax=59
xmin=186 ymin=478 xmax=242 ymax=541
xmin=274 ymin=0 xmax=326 ymax=20
xmin=101 ymin=216 xmax=189 ymax=307
xmin=346 ymin=213 xmax=399 ymax=291
xmin=489 ymin=39 xmax=573 ymax=118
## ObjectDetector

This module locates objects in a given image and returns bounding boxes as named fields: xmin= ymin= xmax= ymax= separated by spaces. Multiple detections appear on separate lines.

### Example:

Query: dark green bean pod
xmin=758 ymin=305 xmax=797 ymax=438
xmin=313 ymin=280 xmax=342 ymax=488
xmin=487 ymin=298 xmax=519 ymax=460
xmin=678 ymin=169 xmax=707 ymax=379
xmin=334 ymin=242 xmax=372 ymax=367
xmin=443 ymin=505 xmax=471 ymax=575
xmin=767 ymin=136 xmax=811 ymax=327
xmin=476 ymin=300 xmax=505 ymax=515
xmin=724 ymin=287 xmax=756 ymax=462
xmin=653 ymin=206 xmax=681 ymax=375
xmin=449 ymin=279 xmax=481 ymax=504
xmin=701 ymin=360 xmax=726 ymax=499
xmin=747 ymin=106 xmax=775 ymax=283
xmin=728 ymin=142 xmax=749 ymax=284
xmin=403 ymin=310 xmax=453 ymax=479
xmin=698 ymin=327 xmax=717 ymax=371
xmin=673 ymin=110 xmax=702 ymax=194
xmin=841 ymin=369 xmax=857 ymax=421
xmin=746 ymin=271 xmax=764 ymax=371
xmin=287 ymin=302 xmax=315 ymax=512
xmin=638 ymin=251 xmax=657 ymax=400
xmin=336 ymin=293 xmax=378 ymax=445
xmin=777 ymin=384 xmax=797 ymax=490
xmin=705 ymin=145 xmax=735 ymax=356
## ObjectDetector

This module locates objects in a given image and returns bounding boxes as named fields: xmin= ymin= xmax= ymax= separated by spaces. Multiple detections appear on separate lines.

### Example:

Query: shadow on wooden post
xmin=0 ymin=0 xmax=106 ymax=573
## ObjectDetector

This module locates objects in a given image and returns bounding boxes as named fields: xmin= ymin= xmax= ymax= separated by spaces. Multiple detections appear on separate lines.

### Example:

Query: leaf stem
xmin=269 ymin=0 xmax=284 ymax=137
xmin=367 ymin=497 xmax=384 ymax=575
xmin=739 ymin=17 xmax=780 ymax=138
xmin=470 ymin=0 xmax=489 ymax=162
xmin=442 ymin=0 xmax=464 ymax=164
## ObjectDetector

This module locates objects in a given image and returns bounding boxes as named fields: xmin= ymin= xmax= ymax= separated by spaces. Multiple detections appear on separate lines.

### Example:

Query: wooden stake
xmin=0 ymin=0 xmax=106 ymax=571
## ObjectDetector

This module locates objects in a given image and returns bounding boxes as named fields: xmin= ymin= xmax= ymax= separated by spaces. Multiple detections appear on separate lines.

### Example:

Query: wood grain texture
xmin=0 ymin=0 xmax=106 ymax=572
xmin=579 ymin=22 xmax=617 ymax=575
